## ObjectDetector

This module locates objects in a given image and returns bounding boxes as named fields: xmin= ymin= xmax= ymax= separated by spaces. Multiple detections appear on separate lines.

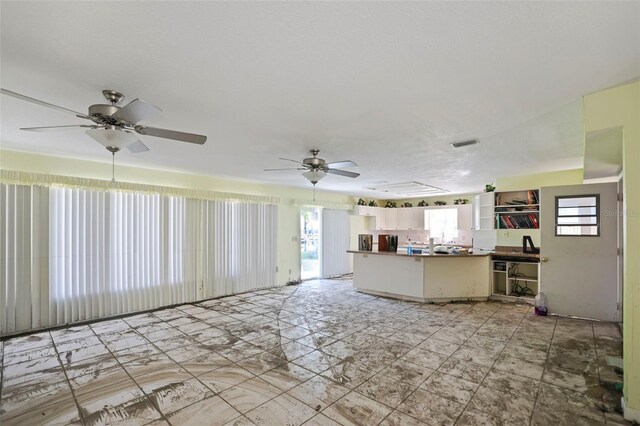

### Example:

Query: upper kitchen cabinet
xmin=379 ymin=208 xmax=398 ymax=230
xmin=457 ymin=204 xmax=473 ymax=230
xmin=473 ymin=193 xmax=495 ymax=230
xmin=397 ymin=207 xmax=427 ymax=230
xmin=353 ymin=205 xmax=377 ymax=216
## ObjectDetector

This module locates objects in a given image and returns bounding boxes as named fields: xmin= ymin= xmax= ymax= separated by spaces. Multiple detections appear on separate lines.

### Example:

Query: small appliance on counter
xmin=378 ymin=234 xmax=389 ymax=252
xmin=358 ymin=234 xmax=373 ymax=251
xmin=386 ymin=235 xmax=398 ymax=252
xmin=433 ymin=245 xmax=450 ymax=254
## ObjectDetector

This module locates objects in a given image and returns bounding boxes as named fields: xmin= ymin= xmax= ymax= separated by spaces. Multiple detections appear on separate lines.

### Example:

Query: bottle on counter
xmin=534 ymin=291 xmax=548 ymax=316
xmin=407 ymin=237 xmax=413 ymax=255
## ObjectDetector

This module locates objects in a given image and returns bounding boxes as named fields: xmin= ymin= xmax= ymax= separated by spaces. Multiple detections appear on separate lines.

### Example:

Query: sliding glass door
xmin=300 ymin=207 xmax=321 ymax=280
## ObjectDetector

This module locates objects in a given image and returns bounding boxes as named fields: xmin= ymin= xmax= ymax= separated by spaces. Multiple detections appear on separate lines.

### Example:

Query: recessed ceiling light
xmin=450 ymin=139 xmax=479 ymax=148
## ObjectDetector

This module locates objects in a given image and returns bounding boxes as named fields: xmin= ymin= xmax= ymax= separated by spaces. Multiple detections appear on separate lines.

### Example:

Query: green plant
xmin=368 ymin=200 xmax=378 ymax=207
xmin=485 ymin=183 xmax=496 ymax=192
xmin=434 ymin=201 xmax=447 ymax=206
xmin=417 ymin=200 xmax=429 ymax=207
xmin=357 ymin=198 xmax=366 ymax=206
xmin=385 ymin=201 xmax=397 ymax=208
xmin=402 ymin=202 xmax=413 ymax=208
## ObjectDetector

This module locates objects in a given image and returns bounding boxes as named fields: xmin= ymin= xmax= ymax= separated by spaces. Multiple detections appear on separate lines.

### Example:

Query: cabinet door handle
xmin=541 ymin=257 xmax=549 ymax=262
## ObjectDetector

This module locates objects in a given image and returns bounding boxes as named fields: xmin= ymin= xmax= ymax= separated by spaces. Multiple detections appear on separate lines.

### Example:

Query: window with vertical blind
xmin=1 ymin=184 xmax=277 ymax=335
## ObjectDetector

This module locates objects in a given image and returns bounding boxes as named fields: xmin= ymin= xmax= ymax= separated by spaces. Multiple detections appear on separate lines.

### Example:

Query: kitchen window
xmin=555 ymin=195 xmax=599 ymax=236
xmin=429 ymin=208 xmax=458 ymax=243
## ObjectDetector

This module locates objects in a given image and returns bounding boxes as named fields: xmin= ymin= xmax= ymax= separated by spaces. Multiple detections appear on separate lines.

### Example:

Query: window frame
xmin=555 ymin=194 xmax=600 ymax=237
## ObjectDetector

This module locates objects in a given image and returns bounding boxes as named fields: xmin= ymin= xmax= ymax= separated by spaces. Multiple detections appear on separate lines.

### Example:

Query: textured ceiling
xmin=1 ymin=2 xmax=639 ymax=198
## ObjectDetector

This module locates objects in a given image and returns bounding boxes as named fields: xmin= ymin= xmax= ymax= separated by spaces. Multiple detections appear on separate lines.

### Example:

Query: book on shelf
xmin=497 ymin=213 xmax=539 ymax=229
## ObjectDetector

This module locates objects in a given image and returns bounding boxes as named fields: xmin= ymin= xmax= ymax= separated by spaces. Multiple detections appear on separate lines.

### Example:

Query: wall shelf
xmin=494 ymin=189 xmax=540 ymax=229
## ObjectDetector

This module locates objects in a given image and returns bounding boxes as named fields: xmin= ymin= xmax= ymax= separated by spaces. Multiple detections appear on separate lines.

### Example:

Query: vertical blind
xmin=321 ymin=208 xmax=351 ymax=278
xmin=1 ymin=184 xmax=277 ymax=335
xmin=1 ymin=185 xmax=49 ymax=332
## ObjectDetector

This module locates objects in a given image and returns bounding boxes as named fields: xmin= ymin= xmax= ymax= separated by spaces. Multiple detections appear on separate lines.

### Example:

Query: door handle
xmin=541 ymin=257 xmax=549 ymax=262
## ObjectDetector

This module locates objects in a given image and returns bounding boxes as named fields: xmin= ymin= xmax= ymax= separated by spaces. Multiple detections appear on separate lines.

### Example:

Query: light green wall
xmin=496 ymin=229 xmax=540 ymax=247
xmin=584 ymin=81 xmax=640 ymax=418
xmin=496 ymin=169 xmax=584 ymax=191
xmin=0 ymin=149 xmax=356 ymax=285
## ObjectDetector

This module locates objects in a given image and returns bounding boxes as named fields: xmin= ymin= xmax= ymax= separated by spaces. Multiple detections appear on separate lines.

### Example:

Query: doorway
xmin=539 ymin=182 xmax=619 ymax=321
xmin=300 ymin=207 xmax=321 ymax=280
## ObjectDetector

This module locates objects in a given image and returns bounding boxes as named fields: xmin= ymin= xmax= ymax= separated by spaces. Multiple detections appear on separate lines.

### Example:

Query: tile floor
xmin=0 ymin=279 xmax=629 ymax=425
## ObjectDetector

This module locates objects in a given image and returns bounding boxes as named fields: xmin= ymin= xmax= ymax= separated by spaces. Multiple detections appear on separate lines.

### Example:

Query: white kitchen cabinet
xmin=379 ymin=208 xmax=398 ymax=230
xmin=396 ymin=207 xmax=427 ymax=230
xmin=396 ymin=208 xmax=412 ymax=230
xmin=457 ymin=204 xmax=473 ymax=230
xmin=473 ymin=193 xmax=495 ymax=230
xmin=354 ymin=205 xmax=377 ymax=216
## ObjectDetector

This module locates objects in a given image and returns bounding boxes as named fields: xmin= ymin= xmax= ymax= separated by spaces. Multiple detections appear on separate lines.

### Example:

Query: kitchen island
xmin=347 ymin=250 xmax=491 ymax=302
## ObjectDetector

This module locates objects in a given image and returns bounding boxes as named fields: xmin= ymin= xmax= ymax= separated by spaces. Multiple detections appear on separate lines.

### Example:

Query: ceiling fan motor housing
xmin=88 ymin=104 xmax=122 ymax=125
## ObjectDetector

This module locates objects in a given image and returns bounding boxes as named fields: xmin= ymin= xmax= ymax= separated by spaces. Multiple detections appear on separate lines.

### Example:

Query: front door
xmin=540 ymin=183 xmax=619 ymax=321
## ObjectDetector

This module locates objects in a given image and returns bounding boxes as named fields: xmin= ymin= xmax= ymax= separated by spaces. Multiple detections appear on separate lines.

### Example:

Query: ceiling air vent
xmin=450 ymin=139 xmax=479 ymax=148
xmin=366 ymin=181 xmax=448 ymax=197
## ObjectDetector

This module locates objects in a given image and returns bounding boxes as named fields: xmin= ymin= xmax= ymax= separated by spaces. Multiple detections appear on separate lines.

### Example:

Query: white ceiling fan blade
xmin=135 ymin=126 xmax=207 ymax=144
xmin=264 ymin=167 xmax=307 ymax=171
xmin=113 ymin=99 xmax=161 ymax=124
xmin=21 ymin=124 xmax=96 ymax=132
xmin=1 ymin=88 xmax=91 ymax=120
xmin=327 ymin=168 xmax=360 ymax=178
xmin=126 ymin=139 xmax=149 ymax=153
xmin=278 ymin=157 xmax=305 ymax=165
xmin=325 ymin=160 xmax=357 ymax=169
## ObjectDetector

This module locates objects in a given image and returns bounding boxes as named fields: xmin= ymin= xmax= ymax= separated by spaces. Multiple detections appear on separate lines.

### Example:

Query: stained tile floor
xmin=0 ymin=279 xmax=629 ymax=425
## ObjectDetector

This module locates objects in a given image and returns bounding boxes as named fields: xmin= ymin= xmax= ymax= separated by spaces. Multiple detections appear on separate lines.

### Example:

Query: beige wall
xmin=0 ymin=149 xmax=355 ymax=285
xmin=584 ymin=81 xmax=640 ymax=418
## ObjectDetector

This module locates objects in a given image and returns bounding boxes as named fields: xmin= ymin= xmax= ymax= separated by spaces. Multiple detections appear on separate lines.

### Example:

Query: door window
xmin=555 ymin=195 xmax=599 ymax=236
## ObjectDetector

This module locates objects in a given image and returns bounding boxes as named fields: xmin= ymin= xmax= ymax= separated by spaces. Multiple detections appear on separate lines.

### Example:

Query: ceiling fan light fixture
xmin=85 ymin=126 xmax=139 ymax=150
xmin=302 ymin=170 xmax=326 ymax=185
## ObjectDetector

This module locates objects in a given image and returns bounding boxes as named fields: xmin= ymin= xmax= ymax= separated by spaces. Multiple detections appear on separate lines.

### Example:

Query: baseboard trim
xmin=622 ymin=397 xmax=640 ymax=422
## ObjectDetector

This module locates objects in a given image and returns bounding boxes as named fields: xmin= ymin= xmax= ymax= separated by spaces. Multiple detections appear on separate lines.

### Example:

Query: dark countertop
xmin=492 ymin=251 xmax=540 ymax=259
xmin=347 ymin=250 xmax=491 ymax=258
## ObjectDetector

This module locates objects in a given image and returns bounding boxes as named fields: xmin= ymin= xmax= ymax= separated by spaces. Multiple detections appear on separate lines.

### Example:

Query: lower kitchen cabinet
xmin=491 ymin=257 xmax=540 ymax=302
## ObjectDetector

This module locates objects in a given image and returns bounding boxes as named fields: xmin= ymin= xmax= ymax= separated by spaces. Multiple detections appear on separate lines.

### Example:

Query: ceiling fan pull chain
xmin=111 ymin=151 xmax=116 ymax=183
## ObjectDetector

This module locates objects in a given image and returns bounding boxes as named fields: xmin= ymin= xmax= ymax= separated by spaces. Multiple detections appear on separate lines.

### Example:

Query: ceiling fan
xmin=0 ymin=88 xmax=207 ymax=154
xmin=265 ymin=149 xmax=360 ymax=187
